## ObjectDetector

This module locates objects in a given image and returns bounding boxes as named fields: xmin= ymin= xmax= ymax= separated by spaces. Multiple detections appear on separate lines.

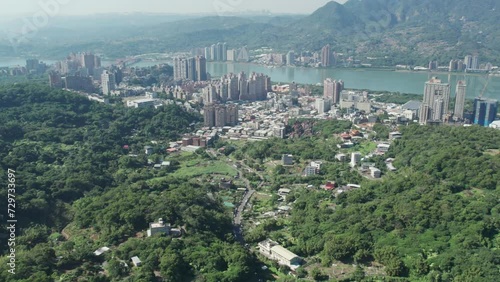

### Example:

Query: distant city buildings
xmin=473 ymin=98 xmax=498 ymax=127
xmin=339 ymin=90 xmax=371 ymax=113
xmin=419 ymin=77 xmax=451 ymax=124
xmin=202 ymin=72 xmax=271 ymax=103
xmin=204 ymin=42 xmax=228 ymax=62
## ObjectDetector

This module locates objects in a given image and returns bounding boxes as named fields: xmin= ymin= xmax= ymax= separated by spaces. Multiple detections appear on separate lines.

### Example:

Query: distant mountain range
xmin=1 ymin=0 xmax=499 ymax=65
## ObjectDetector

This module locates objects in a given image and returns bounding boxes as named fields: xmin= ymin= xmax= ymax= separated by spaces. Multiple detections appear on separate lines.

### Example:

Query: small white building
xmin=489 ymin=120 xmax=500 ymax=129
xmin=93 ymin=247 xmax=110 ymax=256
xmin=147 ymin=218 xmax=171 ymax=237
xmin=303 ymin=166 xmax=317 ymax=177
xmin=350 ymin=152 xmax=362 ymax=167
xmin=131 ymin=256 xmax=142 ymax=267
xmin=258 ymin=239 xmax=302 ymax=270
xmin=310 ymin=161 xmax=323 ymax=172
xmin=278 ymin=188 xmax=291 ymax=196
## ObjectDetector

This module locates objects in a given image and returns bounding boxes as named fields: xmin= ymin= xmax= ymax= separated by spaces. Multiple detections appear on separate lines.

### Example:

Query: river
xmin=1 ymin=57 xmax=498 ymax=99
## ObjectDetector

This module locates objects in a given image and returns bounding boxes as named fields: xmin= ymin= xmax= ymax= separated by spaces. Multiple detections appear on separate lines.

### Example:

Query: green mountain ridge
xmin=2 ymin=0 xmax=500 ymax=65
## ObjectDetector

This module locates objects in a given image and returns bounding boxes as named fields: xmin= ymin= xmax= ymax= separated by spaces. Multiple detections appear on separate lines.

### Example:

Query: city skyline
xmin=0 ymin=0 xmax=348 ymax=16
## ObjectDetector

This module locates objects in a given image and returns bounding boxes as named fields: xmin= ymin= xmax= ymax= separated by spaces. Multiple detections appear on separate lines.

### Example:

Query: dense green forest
xmin=0 ymin=84 xmax=258 ymax=281
xmin=238 ymin=124 xmax=500 ymax=281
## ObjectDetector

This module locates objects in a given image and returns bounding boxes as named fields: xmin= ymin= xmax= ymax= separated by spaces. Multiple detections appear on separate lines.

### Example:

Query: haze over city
xmin=0 ymin=0 xmax=348 ymax=16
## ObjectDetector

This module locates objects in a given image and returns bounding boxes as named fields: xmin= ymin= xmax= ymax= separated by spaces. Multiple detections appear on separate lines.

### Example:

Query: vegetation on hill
xmin=0 ymin=84 xmax=258 ymax=281
xmin=236 ymin=124 xmax=500 ymax=281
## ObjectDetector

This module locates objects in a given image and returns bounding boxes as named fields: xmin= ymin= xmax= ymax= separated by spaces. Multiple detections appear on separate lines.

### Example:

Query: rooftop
xmin=270 ymin=245 xmax=300 ymax=261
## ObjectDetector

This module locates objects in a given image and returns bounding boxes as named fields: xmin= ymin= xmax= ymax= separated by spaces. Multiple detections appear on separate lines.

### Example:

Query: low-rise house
xmin=335 ymin=154 xmax=347 ymax=162
xmin=258 ymin=239 xmax=302 ymax=270
xmin=131 ymin=256 xmax=142 ymax=267
xmin=147 ymin=218 xmax=171 ymax=237
xmin=303 ymin=166 xmax=317 ymax=177
xmin=389 ymin=132 xmax=402 ymax=140
xmin=93 ymin=247 xmax=110 ymax=256
xmin=370 ymin=167 xmax=381 ymax=178
xmin=278 ymin=188 xmax=291 ymax=196
xmin=282 ymin=154 xmax=293 ymax=165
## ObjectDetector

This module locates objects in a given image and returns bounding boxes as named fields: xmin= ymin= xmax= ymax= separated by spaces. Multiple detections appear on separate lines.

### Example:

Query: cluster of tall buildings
xmin=173 ymin=56 xmax=207 ymax=81
xmin=26 ymin=59 xmax=48 ymax=74
xmin=473 ymin=98 xmax=498 ymax=127
xmin=205 ymin=42 xmax=228 ymax=62
xmin=56 ymin=52 xmax=102 ymax=76
xmin=419 ymin=76 xmax=498 ymax=126
xmin=419 ymin=77 xmax=452 ymax=123
xmin=200 ymin=43 xmax=250 ymax=62
xmin=448 ymin=55 xmax=489 ymax=72
xmin=203 ymin=104 xmax=239 ymax=127
xmin=203 ymin=72 xmax=272 ymax=103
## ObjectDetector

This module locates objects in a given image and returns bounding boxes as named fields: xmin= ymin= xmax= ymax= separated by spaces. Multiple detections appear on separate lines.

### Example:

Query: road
xmin=233 ymin=160 xmax=265 ymax=244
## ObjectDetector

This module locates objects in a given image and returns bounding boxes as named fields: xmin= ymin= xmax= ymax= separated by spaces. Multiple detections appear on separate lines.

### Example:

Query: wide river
xmin=1 ymin=57 xmax=498 ymax=99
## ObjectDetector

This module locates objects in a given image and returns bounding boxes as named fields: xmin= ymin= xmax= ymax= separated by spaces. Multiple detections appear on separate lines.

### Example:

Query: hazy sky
xmin=0 ymin=0 xmax=348 ymax=16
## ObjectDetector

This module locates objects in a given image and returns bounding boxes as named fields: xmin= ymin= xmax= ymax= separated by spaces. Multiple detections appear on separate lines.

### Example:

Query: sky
xmin=0 ymin=0 xmax=348 ymax=16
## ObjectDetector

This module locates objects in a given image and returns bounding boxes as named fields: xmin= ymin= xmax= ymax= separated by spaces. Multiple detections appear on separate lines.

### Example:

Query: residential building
xmin=131 ymin=256 xmax=142 ymax=267
xmin=304 ymin=166 xmax=317 ymax=177
xmin=204 ymin=104 xmax=238 ymax=127
xmin=258 ymin=239 xmax=301 ymax=270
xmin=370 ymin=167 xmax=381 ymax=178
xmin=101 ymin=70 xmax=116 ymax=95
xmin=489 ymin=120 xmax=500 ymax=129
xmin=147 ymin=218 xmax=171 ymax=237
xmin=321 ymin=44 xmax=331 ymax=67
xmin=350 ymin=152 xmax=361 ymax=168
xmin=63 ymin=75 xmax=94 ymax=92
xmin=454 ymin=80 xmax=467 ymax=120
xmin=473 ymin=98 xmax=498 ymax=127
xmin=282 ymin=154 xmax=293 ymax=165
xmin=48 ymin=71 xmax=63 ymax=88
xmin=340 ymin=90 xmax=371 ymax=113
xmin=315 ymin=98 xmax=331 ymax=114
xmin=286 ymin=51 xmax=295 ymax=66
xmin=195 ymin=56 xmax=208 ymax=81
xmin=227 ymin=49 xmax=238 ymax=62
xmin=419 ymin=77 xmax=451 ymax=124
xmin=464 ymin=55 xmax=473 ymax=70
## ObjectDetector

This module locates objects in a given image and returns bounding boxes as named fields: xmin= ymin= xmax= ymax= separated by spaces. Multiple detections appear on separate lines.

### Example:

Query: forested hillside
xmin=0 ymin=84 xmax=256 ymax=281
xmin=237 ymin=124 xmax=500 ymax=281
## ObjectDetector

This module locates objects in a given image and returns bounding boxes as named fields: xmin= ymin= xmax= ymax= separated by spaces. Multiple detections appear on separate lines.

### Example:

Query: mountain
xmin=1 ymin=0 xmax=500 ymax=65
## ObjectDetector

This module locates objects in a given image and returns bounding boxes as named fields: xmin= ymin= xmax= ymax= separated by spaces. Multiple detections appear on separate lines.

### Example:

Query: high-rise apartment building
xmin=227 ymin=49 xmax=238 ymax=62
xmin=454 ymin=80 xmax=467 ymax=120
xmin=173 ymin=56 xmax=207 ymax=81
xmin=464 ymin=55 xmax=472 ymax=69
xmin=286 ymin=51 xmax=295 ymax=66
xmin=195 ymin=56 xmax=207 ymax=81
xmin=204 ymin=104 xmax=239 ymax=127
xmin=323 ymin=78 xmax=344 ymax=104
xmin=419 ymin=77 xmax=451 ymax=123
xmin=324 ymin=78 xmax=334 ymax=100
xmin=321 ymin=44 xmax=331 ymax=67
xmin=101 ymin=70 xmax=116 ymax=95
xmin=473 ymin=98 xmax=498 ymax=127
